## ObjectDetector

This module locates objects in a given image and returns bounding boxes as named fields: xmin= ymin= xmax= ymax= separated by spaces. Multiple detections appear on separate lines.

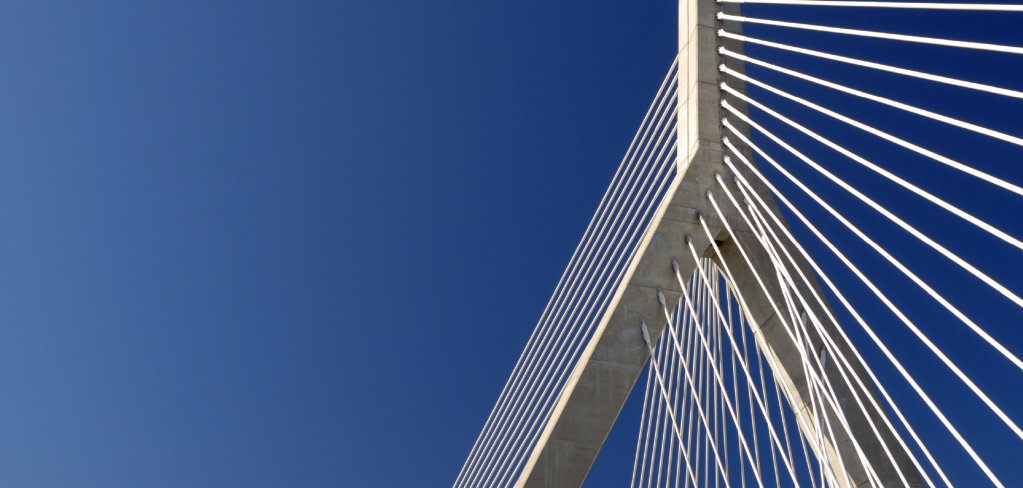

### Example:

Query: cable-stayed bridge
xmin=454 ymin=1 xmax=1023 ymax=487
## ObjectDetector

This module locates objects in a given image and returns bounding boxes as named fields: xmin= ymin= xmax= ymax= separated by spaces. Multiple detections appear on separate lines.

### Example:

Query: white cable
xmin=657 ymin=319 xmax=682 ymax=488
xmin=716 ymin=46 xmax=1023 ymax=148
xmin=718 ymin=192 xmax=850 ymax=488
xmin=717 ymin=13 xmax=1023 ymax=55
xmin=700 ymin=211 xmax=923 ymax=488
xmin=690 ymin=251 xmax=800 ymax=488
xmin=482 ymin=88 xmax=681 ymax=483
xmin=496 ymin=143 xmax=683 ymax=488
xmin=717 ymin=58 xmax=1023 ymax=198
xmin=723 ymin=101 xmax=1023 ymax=311
xmin=729 ymin=214 xmax=868 ymax=488
xmin=733 ymin=287 xmax=764 ymax=488
xmin=632 ymin=343 xmax=656 ymax=488
xmin=718 ymin=32 xmax=1023 ymax=100
xmin=715 ymin=204 xmax=872 ymax=488
xmin=458 ymin=70 xmax=680 ymax=488
xmin=660 ymin=286 xmax=767 ymax=488
xmin=665 ymin=307 xmax=686 ymax=488
xmin=643 ymin=323 xmax=704 ymax=488
xmin=476 ymin=126 xmax=680 ymax=488
xmin=715 ymin=167 xmax=941 ymax=488
xmin=488 ymin=145 xmax=680 ymax=488
xmin=712 ymin=140 xmax=941 ymax=486
xmin=662 ymin=288 xmax=749 ymax=488
xmin=719 ymin=85 xmax=1023 ymax=376
xmin=650 ymin=333 xmax=670 ymax=488
xmin=692 ymin=245 xmax=867 ymax=488
xmin=735 ymin=201 xmax=903 ymax=488
xmin=719 ymin=0 xmax=1023 ymax=9
xmin=455 ymin=62 xmax=678 ymax=488
xmin=715 ymin=145 xmax=953 ymax=488
xmin=674 ymin=258 xmax=806 ymax=488
xmin=721 ymin=82 xmax=1023 ymax=352
xmin=683 ymin=279 xmax=703 ymax=488
xmin=722 ymin=110 xmax=1023 ymax=444
xmin=721 ymin=122 xmax=1006 ymax=488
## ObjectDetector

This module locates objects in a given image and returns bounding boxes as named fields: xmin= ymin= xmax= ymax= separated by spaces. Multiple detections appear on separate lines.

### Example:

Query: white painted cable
xmin=716 ymin=47 xmax=1023 ymax=148
xmin=735 ymin=203 xmax=900 ymax=488
xmin=713 ymin=277 xmax=786 ymax=488
xmin=663 ymin=308 xmax=684 ymax=488
xmin=649 ymin=333 xmax=670 ymax=488
xmin=458 ymin=70 xmax=679 ymax=488
xmin=719 ymin=0 xmax=1023 ymax=9
xmin=721 ymin=122 xmax=1006 ymax=488
xmin=656 ymin=320 xmax=683 ymax=488
xmin=717 ymin=59 xmax=1023 ymax=198
xmin=700 ymin=179 xmax=896 ymax=488
xmin=641 ymin=333 xmax=666 ymax=488
xmin=661 ymin=292 xmax=746 ymax=488
xmin=475 ymin=128 xmax=680 ymax=488
xmin=720 ymin=89 xmax=1023 ymax=372
xmin=722 ymin=111 xmax=1023 ymax=444
xmin=700 ymin=211 xmax=923 ymax=488
xmin=732 ymin=207 xmax=840 ymax=488
xmin=683 ymin=277 xmax=703 ymax=488
xmin=717 ymin=13 xmax=1023 ymax=55
xmin=496 ymin=145 xmax=683 ymax=488
xmin=732 ymin=287 xmax=765 ymax=488
xmin=718 ymin=169 xmax=940 ymax=488
xmin=724 ymin=84 xmax=1023 ymax=364
xmin=644 ymin=325 xmax=703 ymax=487
xmin=674 ymin=259 xmax=805 ymax=487
xmin=480 ymin=88 xmax=681 ymax=482
xmin=660 ymin=289 xmax=767 ymax=488
xmin=632 ymin=341 xmax=656 ymax=488
xmin=723 ymin=102 xmax=1023 ymax=311
xmin=718 ymin=32 xmax=1023 ymax=100
xmin=716 ymin=145 xmax=952 ymax=488
xmin=674 ymin=300 xmax=695 ymax=488
xmin=456 ymin=68 xmax=674 ymax=487
xmin=668 ymin=302 xmax=688 ymax=488
xmin=486 ymin=148 xmax=680 ymax=488
xmin=731 ymin=215 xmax=868 ymax=488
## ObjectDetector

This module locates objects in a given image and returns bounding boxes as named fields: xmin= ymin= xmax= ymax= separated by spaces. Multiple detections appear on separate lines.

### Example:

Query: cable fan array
xmin=452 ymin=59 xmax=681 ymax=488
xmin=633 ymin=259 xmax=860 ymax=488
xmin=630 ymin=2 xmax=1023 ymax=487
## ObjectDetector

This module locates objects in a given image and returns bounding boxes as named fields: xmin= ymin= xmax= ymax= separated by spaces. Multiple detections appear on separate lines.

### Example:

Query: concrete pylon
xmin=512 ymin=1 xmax=925 ymax=487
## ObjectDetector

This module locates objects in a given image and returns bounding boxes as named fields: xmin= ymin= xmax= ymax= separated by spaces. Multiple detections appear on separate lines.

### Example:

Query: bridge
xmin=453 ymin=1 xmax=1023 ymax=487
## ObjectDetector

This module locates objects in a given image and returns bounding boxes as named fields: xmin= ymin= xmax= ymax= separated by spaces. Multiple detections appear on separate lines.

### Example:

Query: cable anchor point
xmin=639 ymin=317 xmax=652 ymax=348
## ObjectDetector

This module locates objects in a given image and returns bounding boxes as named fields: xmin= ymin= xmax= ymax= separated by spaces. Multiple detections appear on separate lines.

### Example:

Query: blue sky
xmin=0 ymin=1 xmax=1021 ymax=487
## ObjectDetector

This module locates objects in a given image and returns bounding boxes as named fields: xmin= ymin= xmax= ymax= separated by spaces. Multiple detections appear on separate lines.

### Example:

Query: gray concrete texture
xmin=512 ymin=1 xmax=924 ymax=487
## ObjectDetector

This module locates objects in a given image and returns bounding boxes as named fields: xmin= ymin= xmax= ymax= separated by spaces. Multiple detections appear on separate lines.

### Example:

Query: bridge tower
xmin=512 ymin=1 xmax=924 ymax=487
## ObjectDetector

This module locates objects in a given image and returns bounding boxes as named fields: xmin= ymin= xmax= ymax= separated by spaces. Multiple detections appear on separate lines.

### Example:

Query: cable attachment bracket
xmin=656 ymin=286 xmax=667 ymax=309
xmin=671 ymin=257 xmax=680 ymax=274
xmin=639 ymin=317 xmax=652 ymax=348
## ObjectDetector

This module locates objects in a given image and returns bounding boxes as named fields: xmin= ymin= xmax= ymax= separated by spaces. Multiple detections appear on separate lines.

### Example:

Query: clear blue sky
xmin=0 ymin=1 xmax=1021 ymax=487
